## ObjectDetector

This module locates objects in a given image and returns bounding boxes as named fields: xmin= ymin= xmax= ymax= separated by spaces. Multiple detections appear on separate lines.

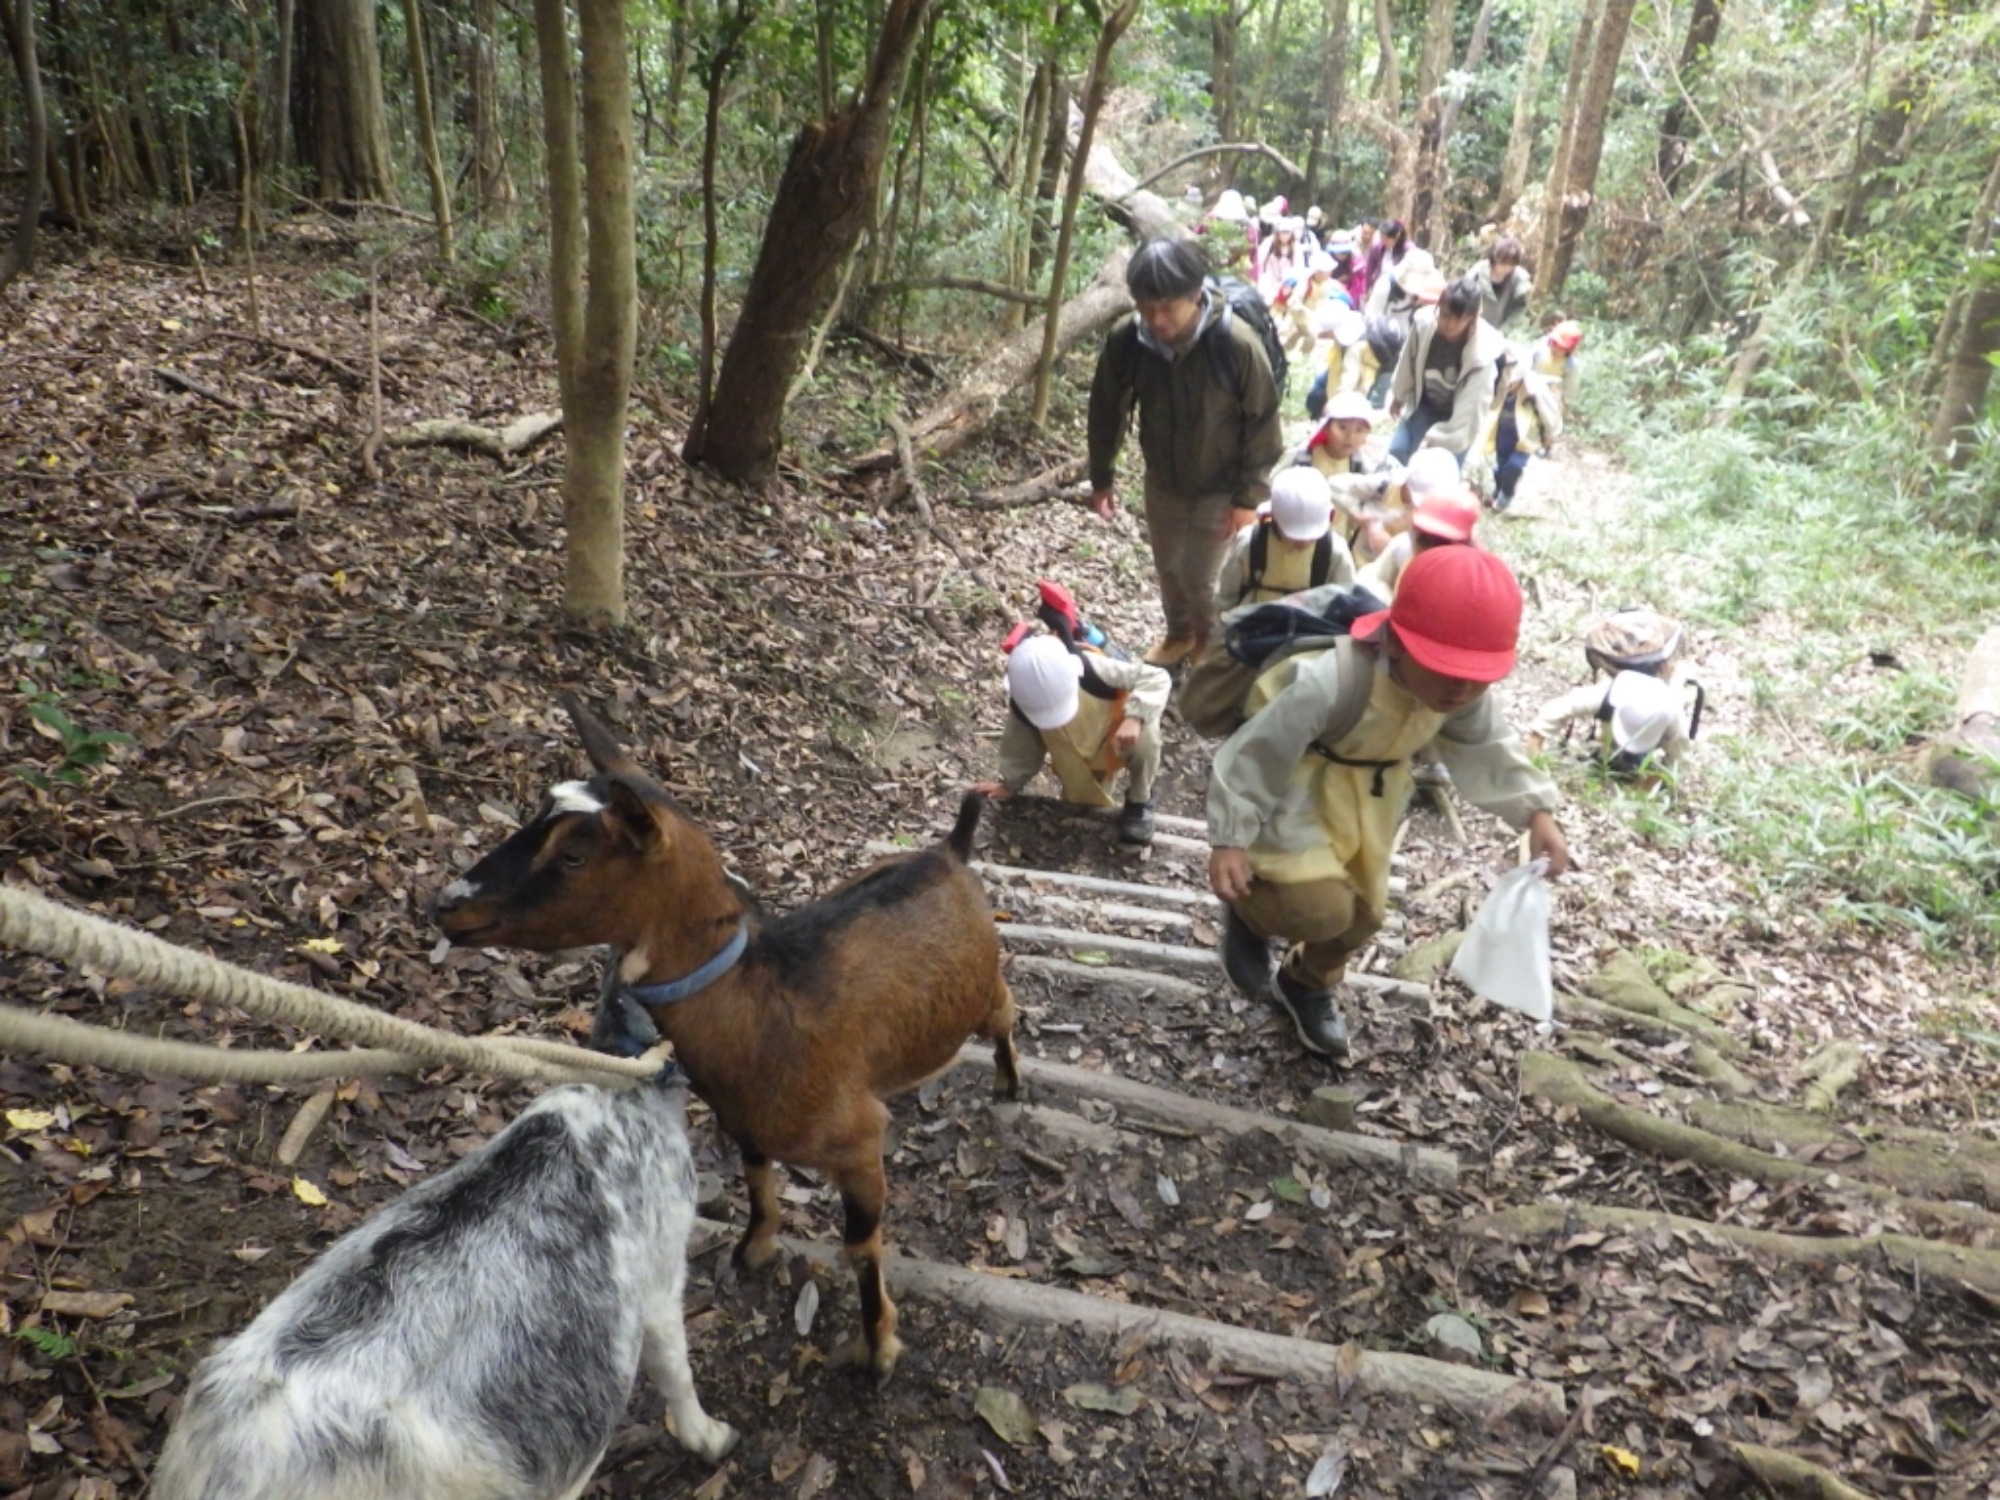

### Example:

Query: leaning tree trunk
xmin=1540 ymin=0 xmax=1636 ymax=302
xmin=304 ymin=0 xmax=397 ymax=201
xmin=683 ymin=0 xmax=934 ymax=484
xmin=1301 ymin=0 xmax=1349 ymax=210
xmin=1928 ymin=275 xmax=2000 ymax=473
xmin=1365 ymin=0 xmax=1412 ymax=224
xmin=1029 ymin=0 xmax=1142 ymax=428
xmin=1430 ymin=0 xmax=1497 ymax=235
xmin=0 ymin=0 xmax=49 ymax=296
xmin=263 ymin=0 xmax=295 ymax=182
xmin=1492 ymin=0 xmax=1556 ymax=223
xmin=535 ymin=0 xmax=637 ymax=624
xmin=1534 ymin=0 xmax=1598 ymax=279
xmin=1921 ymin=147 xmax=2000 ymax=399
xmin=1655 ymin=0 xmax=1723 ymax=195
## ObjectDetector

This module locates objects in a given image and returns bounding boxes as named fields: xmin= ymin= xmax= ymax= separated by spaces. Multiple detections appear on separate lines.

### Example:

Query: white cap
xmin=1211 ymin=189 xmax=1249 ymax=222
xmin=1007 ymin=636 xmax=1082 ymax=730
xmin=1269 ymin=468 xmax=1334 ymax=542
xmin=1323 ymin=389 xmax=1374 ymax=424
xmin=1405 ymin=446 xmax=1461 ymax=500
xmin=1607 ymin=671 xmax=1678 ymax=757
xmin=1330 ymin=308 xmax=1369 ymax=347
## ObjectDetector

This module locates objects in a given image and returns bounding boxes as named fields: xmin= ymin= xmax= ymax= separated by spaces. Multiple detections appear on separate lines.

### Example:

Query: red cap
xmin=1352 ymin=546 xmax=1522 ymax=682
xmin=1550 ymin=319 xmax=1584 ymax=352
xmin=1410 ymin=489 xmax=1480 ymax=543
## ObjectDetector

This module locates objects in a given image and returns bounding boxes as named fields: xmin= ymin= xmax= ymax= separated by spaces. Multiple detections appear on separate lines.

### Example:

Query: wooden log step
xmin=1006 ymin=953 xmax=1210 ymax=1002
xmin=957 ymin=1042 xmax=1459 ymax=1185
xmin=994 ymin=888 xmax=1198 ymax=933
xmin=701 ymin=1221 xmax=1557 ymax=1420
xmin=998 ymin=923 xmax=1428 ymax=1001
xmin=972 ymin=861 xmax=1220 ymax=909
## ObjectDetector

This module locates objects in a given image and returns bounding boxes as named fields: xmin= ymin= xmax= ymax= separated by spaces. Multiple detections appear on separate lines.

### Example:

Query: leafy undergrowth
xmin=3 ymin=212 xmax=1998 ymax=1498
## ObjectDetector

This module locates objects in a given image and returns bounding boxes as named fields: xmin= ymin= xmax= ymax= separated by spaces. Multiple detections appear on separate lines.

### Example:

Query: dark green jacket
xmin=1087 ymin=295 xmax=1284 ymax=507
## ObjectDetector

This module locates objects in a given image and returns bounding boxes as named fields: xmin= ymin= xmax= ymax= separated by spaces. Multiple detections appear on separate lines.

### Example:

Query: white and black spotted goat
xmin=150 ymin=1077 xmax=738 ymax=1500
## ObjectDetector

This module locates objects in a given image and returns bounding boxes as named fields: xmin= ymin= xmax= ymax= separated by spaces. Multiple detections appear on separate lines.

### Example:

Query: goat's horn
xmin=559 ymin=692 xmax=644 ymax=777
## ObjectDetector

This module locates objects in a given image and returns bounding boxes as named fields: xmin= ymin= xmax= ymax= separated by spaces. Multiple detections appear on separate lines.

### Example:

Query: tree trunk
xmin=1921 ymin=146 xmax=2000 ymax=399
xmin=1030 ymin=0 xmax=1142 ymax=429
xmin=1404 ymin=0 xmax=1456 ymax=245
xmin=683 ymin=0 xmax=934 ymax=484
xmin=688 ymin=2 xmax=758 ymax=446
xmin=264 ymin=0 xmax=295 ymax=182
xmin=1366 ymin=0 xmax=1412 ymax=224
xmin=1210 ymin=4 xmax=1243 ymax=153
xmin=1655 ymin=0 xmax=1723 ymax=195
xmin=1824 ymin=3 xmax=1933 ymax=247
xmin=401 ymin=0 xmax=453 ymax=262
xmin=1534 ymin=0 xmax=1598 ymax=276
xmin=1244 ymin=0 xmax=1287 ymax=144
xmin=1540 ymin=0 xmax=1635 ymax=302
xmin=466 ymin=0 xmax=514 ymax=216
xmin=1302 ymin=0 xmax=1349 ymax=210
xmin=1492 ymin=0 xmax=1555 ymax=223
xmin=1929 ymin=275 xmax=2000 ymax=471
xmin=304 ymin=0 xmax=397 ymax=201
xmin=0 ymin=0 xmax=48 ymax=295
xmin=1429 ymin=0 xmax=1498 ymax=238
xmin=1009 ymin=44 xmax=1055 ymax=327
xmin=1026 ymin=64 xmax=1070 ymax=290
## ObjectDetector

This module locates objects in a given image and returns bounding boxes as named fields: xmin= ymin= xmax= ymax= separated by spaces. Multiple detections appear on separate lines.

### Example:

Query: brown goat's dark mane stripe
xmin=748 ymin=850 xmax=949 ymax=982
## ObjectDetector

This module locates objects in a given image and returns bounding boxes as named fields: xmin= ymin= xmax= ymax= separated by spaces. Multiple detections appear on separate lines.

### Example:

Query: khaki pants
xmin=1122 ymin=721 xmax=1162 ymax=803
xmin=1232 ymin=874 xmax=1384 ymax=990
xmin=1142 ymin=480 xmax=1233 ymax=647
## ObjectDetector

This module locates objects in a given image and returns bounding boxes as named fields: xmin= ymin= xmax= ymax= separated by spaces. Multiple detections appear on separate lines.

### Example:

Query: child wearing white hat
xmin=1212 ymin=466 xmax=1356 ymax=613
xmin=973 ymin=635 xmax=1174 ymax=845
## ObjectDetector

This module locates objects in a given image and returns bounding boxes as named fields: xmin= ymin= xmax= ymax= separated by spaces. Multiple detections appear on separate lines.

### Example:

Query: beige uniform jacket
xmin=1206 ymin=642 xmax=1558 ymax=912
xmin=1212 ymin=517 xmax=1358 ymax=613
xmin=998 ymin=652 xmax=1174 ymax=803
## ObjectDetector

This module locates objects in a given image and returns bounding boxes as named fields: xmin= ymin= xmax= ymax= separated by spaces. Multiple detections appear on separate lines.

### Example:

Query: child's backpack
xmin=1208 ymin=275 xmax=1289 ymax=398
xmin=1180 ymin=583 xmax=1388 ymax=740
xmin=1002 ymin=580 xmax=1130 ymax=663
xmin=1247 ymin=518 xmax=1339 ymax=596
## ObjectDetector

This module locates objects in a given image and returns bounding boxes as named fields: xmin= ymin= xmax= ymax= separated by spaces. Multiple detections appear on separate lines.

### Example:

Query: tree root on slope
xmin=1685 ymin=1097 xmax=2000 ymax=1209
xmin=1693 ymin=1435 xmax=1881 ymax=1500
xmin=1519 ymin=1052 xmax=2000 ymax=1238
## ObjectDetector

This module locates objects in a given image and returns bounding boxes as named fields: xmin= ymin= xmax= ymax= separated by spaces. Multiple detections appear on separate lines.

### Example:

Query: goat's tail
xmin=945 ymin=793 xmax=986 ymax=862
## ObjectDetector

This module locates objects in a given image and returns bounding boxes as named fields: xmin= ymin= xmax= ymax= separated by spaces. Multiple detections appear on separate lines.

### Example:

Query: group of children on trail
xmin=974 ymin=225 xmax=1691 ymax=1064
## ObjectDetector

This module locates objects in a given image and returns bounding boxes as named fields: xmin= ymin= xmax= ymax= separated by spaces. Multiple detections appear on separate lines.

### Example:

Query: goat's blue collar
xmin=621 ymin=923 xmax=749 ymax=1008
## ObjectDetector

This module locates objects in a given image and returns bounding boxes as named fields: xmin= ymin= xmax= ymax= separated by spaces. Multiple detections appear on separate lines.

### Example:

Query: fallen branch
xmin=207 ymin=328 xmax=397 ymax=393
xmin=1520 ymin=1052 xmax=2000 ymax=1236
xmin=149 ymin=365 xmax=252 ymax=414
xmin=1462 ymin=1201 xmax=2000 ymax=1300
xmin=225 ymin=499 xmax=298 ymax=525
xmin=1123 ymin=141 xmax=1306 ymax=198
xmin=965 ymin=458 xmax=1090 ymax=510
xmin=712 ymin=1219 xmax=1559 ymax=1420
xmin=383 ymin=411 xmax=565 ymax=461
xmin=864 ymin=274 xmax=1050 ymax=307
xmin=1695 ymin=1436 xmax=1879 ymax=1500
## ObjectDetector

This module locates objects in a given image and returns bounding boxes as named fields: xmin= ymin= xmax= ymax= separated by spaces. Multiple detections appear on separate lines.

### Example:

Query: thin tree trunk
xmin=1210 ymin=3 xmax=1243 ymax=153
xmin=535 ymin=0 xmax=584 ymax=424
xmin=1922 ymin=147 xmax=2000 ymax=399
xmin=813 ymin=0 xmax=836 ymax=118
xmin=0 ymin=0 xmax=48 ymax=294
xmin=401 ymin=0 xmax=454 ymax=262
xmin=1656 ymin=0 xmax=1723 ymax=194
xmin=1030 ymin=0 xmax=1142 ymax=429
xmin=1493 ymin=0 xmax=1556 ymax=222
xmin=1929 ymin=278 xmax=2000 ymax=471
xmin=1541 ymin=0 xmax=1634 ymax=301
xmin=1404 ymin=0 xmax=1455 ymax=244
xmin=1027 ymin=64 xmax=1069 ymax=290
xmin=1427 ymin=0 xmax=1498 ymax=237
xmin=688 ymin=2 xmax=755 ymax=450
xmin=265 ymin=0 xmax=295 ymax=181
xmin=894 ymin=14 xmax=935 ymax=345
xmin=1535 ymin=0 xmax=1598 ymax=277
xmin=1301 ymin=0 xmax=1348 ymax=208
xmin=1367 ymin=0 xmax=1412 ymax=223
xmin=1009 ymin=43 xmax=1054 ymax=326
xmin=1246 ymin=0 xmax=1287 ymax=144
xmin=1825 ymin=1 xmax=1933 ymax=246
xmin=466 ymin=0 xmax=513 ymax=215
xmin=684 ymin=0 xmax=935 ymax=483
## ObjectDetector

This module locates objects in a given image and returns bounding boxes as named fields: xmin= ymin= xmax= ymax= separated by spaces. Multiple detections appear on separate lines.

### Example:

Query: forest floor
xmin=3 ymin=211 xmax=1997 ymax=1500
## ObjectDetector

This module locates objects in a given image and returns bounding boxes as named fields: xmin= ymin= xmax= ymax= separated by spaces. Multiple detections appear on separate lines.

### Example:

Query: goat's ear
xmin=601 ymin=773 xmax=671 ymax=852
xmin=561 ymin=692 xmax=644 ymax=778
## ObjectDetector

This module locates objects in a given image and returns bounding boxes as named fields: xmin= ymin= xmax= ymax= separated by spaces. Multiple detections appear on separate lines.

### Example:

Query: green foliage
xmin=14 ymin=1325 xmax=77 ymax=1361
xmin=13 ymin=685 xmax=135 ymax=792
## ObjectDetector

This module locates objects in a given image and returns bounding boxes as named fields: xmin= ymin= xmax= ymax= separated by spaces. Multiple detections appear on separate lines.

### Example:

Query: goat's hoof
xmin=830 ymin=1331 xmax=903 ymax=1383
xmin=677 ymin=1416 xmax=741 ymax=1464
xmin=732 ymin=1235 xmax=780 ymax=1274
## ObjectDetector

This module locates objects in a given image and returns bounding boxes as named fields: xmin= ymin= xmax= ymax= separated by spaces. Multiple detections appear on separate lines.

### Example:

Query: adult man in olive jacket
xmin=1088 ymin=238 xmax=1286 ymax=666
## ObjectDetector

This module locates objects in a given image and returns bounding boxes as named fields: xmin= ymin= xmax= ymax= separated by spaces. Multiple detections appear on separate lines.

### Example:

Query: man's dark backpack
xmin=1208 ymin=276 xmax=1288 ymax=398
xmin=1180 ymin=583 xmax=1387 ymax=741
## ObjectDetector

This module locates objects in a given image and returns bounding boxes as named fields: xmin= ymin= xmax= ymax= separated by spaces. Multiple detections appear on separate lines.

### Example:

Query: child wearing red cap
xmin=1205 ymin=546 xmax=1569 ymax=1058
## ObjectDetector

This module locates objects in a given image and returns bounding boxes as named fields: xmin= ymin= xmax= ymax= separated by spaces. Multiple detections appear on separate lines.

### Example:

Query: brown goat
xmin=432 ymin=695 xmax=1021 ymax=1379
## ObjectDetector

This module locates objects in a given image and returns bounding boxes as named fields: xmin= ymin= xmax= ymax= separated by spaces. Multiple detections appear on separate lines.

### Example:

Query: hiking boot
xmin=1271 ymin=969 xmax=1351 ymax=1059
xmin=1219 ymin=905 xmax=1276 ymax=999
xmin=1116 ymin=799 xmax=1155 ymax=846
xmin=1144 ymin=635 xmax=1198 ymax=668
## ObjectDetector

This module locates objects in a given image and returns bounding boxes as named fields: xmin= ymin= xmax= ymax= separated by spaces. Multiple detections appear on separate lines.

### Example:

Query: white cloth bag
xmin=1450 ymin=860 xmax=1553 ymax=1023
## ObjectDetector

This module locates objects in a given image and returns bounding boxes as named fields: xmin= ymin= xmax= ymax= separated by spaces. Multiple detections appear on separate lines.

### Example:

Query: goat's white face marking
xmin=439 ymin=877 xmax=481 ymax=903
xmin=549 ymin=780 xmax=607 ymax=817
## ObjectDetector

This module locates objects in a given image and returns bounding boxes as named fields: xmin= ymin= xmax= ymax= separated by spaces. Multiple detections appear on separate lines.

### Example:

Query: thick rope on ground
xmin=0 ymin=883 xmax=658 ymax=1086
